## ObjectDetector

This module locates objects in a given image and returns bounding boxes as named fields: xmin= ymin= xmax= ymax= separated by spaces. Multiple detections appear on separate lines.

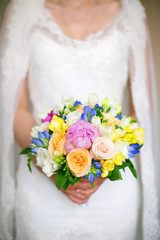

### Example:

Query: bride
xmin=0 ymin=0 xmax=159 ymax=239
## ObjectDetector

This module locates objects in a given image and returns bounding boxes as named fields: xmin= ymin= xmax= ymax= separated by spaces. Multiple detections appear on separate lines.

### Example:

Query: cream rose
xmin=92 ymin=137 xmax=117 ymax=160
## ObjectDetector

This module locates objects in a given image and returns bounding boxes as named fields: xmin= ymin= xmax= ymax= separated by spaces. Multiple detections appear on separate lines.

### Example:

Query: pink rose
xmin=91 ymin=137 xmax=117 ymax=160
xmin=65 ymin=120 xmax=100 ymax=152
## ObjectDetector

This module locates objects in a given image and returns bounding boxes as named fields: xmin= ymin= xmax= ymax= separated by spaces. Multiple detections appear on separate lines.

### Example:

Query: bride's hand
xmin=60 ymin=177 xmax=105 ymax=204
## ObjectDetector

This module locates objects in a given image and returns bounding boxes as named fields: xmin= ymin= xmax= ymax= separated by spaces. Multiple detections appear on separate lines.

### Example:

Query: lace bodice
xmin=28 ymin=6 xmax=128 ymax=120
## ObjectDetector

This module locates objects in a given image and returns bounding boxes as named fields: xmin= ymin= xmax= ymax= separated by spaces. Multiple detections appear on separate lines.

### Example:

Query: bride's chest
xmin=29 ymin=27 xmax=129 ymax=74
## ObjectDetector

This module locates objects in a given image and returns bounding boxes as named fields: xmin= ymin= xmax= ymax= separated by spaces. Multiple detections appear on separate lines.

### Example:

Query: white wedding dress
xmin=0 ymin=0 xmax=160 ymax=240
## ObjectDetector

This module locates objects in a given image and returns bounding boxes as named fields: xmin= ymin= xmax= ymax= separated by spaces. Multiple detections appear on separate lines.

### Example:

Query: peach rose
xmin=66 ymin=149 xmax=92 ymax=177
xmin=76 ymin=105 xmax=84 ymax=114
xmin=103 ymin=113 xmax=120 ymax=126
xmin=92 ymin=137 xmax=117 ymax=160
xmin=48 ymin=133 xmax=67 ymax=158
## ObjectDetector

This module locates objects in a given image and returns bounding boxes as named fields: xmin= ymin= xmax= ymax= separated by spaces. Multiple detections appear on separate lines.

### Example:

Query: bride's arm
xmin=14 ymin=77 xmax=36 ymax=149
xmin=14 ymin=77 xmax=104 ymax=204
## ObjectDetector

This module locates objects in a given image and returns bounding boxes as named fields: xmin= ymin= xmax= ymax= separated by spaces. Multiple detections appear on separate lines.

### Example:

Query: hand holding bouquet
xmin=20 ymin=94 xmax=144 ymax=190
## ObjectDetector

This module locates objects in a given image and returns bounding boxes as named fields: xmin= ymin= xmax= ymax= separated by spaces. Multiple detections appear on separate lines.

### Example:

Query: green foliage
xmin=59 ymin=105 xmax=67 ymax=117
xmin=27 ymin=154 xmax=35 ymax=173
xmin=137 ymin=144 xmax=144 ymax=150
xmin=90 ymin=181 xmax=94 ymax=189
xmin=87 ymin=109 xmax=92 ymax=122
xmin=55 ymin=164 xmax=80 ymax=190
xmin=95 ymin=106 xmax=103 ymax=119
xmin=106 ymin=107 xmax=112 ymax=113
xmin=125 ymin=159 xmax=137 ymax=179
xmin=108 ymin=166 xmax=123 ymax=181
xmin=130 ymin=119 xmax=138 ymax=123
xmin=48 ymin=130 xmax=53 ymax=135
xmin=20 ymin=147 xmax=31 ymax=155
xmin=108 ymin=158 xmax=137 ymax=181
xmin=69 ymin=104 xmax=79 ymax=112
xmin=55 ymin=170 xmax=67 ymax=190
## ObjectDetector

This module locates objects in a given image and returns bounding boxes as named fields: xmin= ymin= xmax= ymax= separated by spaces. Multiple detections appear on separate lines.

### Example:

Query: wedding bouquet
xmin=20 ymin=94 xmax=144 ymax=190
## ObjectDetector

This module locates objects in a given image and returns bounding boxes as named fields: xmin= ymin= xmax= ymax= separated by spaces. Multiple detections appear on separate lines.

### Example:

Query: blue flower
xmin=63 ymin=115 xmax=67 ymax=121
xmin=31 ymin=147 xmax=38 ymax=154
xmin=96 ymin=169 xmax=102 ymax=177
xmin=38 ymin=131 xmax=45 ymax=139
xmin=43 ymin=131 xmax=51 ymax=140
xmin=74 ymin=100 xmax=82 ymax=106
xmin=31 ymin=138 xmax=43 ymax=147
xmin=88 ymin=173 xmax=95 ymax=183
xmin=95 ymin=104 xmax=103 ymax=111
xmin=94 ymin=161 xmax=102 ymax=169
xmin=81 ymin=106 xmax=97 ymax=122
xmin=115 ymin=125 xmax=118 ymax=129
xmin=116 ymin=114 xmax=122 ymax=120
xmin=128 ymin=144 xmax=140 ymax=158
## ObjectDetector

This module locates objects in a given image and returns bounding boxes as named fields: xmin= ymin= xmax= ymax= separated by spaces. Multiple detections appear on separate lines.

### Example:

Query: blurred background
xmin=0 ymin=0 xmax=160 ymax=105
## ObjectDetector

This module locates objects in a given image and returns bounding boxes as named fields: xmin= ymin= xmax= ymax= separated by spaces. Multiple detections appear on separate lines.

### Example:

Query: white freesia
xmin=98 ymin=124 xmax=113 ymax=137
xmin=88 ymin=93 xmax=99 ymax=107
xmin=66 ymin=111 xmax=81 ymax=126
xmin=119 ymin=117 xmax=130 ymax=128
xmin=36 ymin=148 xmax=60 ymax=177
xmin=108 ymin=108 xmax=117 ymax=116
xmin=42 ymin=163 xmax=55 ymax=178
xmin=91 ymin=116 xmax=101 ymax=126
xmin=62 ymin=95 xmax=74 ymax=107
xmin=116 ymin=139 xmax=129 ymax=159
xmin=38 ymin=108 xmax=52 ymax=121
xmin=108 ymin=99 xmax=119 ymax=108
xmin=31 ymin=126 xmax=39 ymax=138
xmin=31 ymin=122 xmax=49 ymax=138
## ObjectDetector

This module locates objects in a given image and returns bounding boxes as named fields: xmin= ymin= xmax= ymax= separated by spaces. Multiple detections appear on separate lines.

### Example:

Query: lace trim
xmin=37 ymin=1 xmax=124 ymax=48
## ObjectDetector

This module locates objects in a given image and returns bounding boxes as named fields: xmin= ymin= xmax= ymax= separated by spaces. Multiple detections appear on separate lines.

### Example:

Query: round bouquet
xmin=20 ymin=94 xmax=144 ymax=190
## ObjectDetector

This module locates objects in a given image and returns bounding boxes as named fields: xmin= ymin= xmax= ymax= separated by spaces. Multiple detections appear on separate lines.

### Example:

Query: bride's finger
xmin=67 ymin=194 xmax=89 ymax=204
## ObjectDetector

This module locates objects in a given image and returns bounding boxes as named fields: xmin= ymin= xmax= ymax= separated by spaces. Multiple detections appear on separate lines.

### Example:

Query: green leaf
xmin=87 ymin=109 xmax=91 ymax=122
xmin=63 ymin=181 xmax=70 ymax=191
xmin=126 ymin=159 xmax=137 ymax=179
xmin=71 ymin=177 xmax=80 ymax=185
xmin=106 ymin=107 xmax=111 ymax=113
xmin=137 ymin=144 xmax=144 ymax=150
xmin=90 ymin=181 xmax=94 ymax=189
xmin=27 ymin=155 xmax=34 ymax=173
xmin=48 ymin=130 xmax=53 ymax=135
xmin=20 ymin=147 xmax=31 ymax=155
xmin=108 ymin=167 xmax=123 ymax=181
xmin=55 ymin=171 xmax=67 ymax=190
xmin=131 ymin=119 xmax=138 ymax=123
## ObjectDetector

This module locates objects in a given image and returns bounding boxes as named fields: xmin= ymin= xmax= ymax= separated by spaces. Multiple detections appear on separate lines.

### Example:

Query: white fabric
xmin=0 ymin=0 xmax=159 ymax=239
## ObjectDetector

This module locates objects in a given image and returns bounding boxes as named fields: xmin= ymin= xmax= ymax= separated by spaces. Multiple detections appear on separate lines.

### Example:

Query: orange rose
xmin=48 ymin=133 xmax=67 ymax=158
xmin=66 ymin=149 xmax=92 ymax=177
xmin=103 ymin=113 xmax=120 ymax=126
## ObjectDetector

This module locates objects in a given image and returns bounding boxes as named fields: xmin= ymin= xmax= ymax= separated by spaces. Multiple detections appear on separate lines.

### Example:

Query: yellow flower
xmin=116 ymin=105 xmax=122 ymax=114
xmin=101 ymin=170 xmax=109 ymax=178
xmin=100 ymin=159 xmax=115 ymax=171
xmin=125 ymin=124 xmax=136 ymax=133
xmin=133 ymin=128 xmax=145 ymax=144
xmin=48 ymin=115 xmax=69 ymax=134
xmin=101 ymin=97 xmax=109 ymax=110
xmin=120 ymin=127 xmax=145 ymax=145
xmin=113 ymin=153 xmax=125 ymax=166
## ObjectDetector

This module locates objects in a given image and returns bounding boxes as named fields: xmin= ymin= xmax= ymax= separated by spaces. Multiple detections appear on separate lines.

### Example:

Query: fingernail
xmin=76 ymin=189 xmax=81 ymax=193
